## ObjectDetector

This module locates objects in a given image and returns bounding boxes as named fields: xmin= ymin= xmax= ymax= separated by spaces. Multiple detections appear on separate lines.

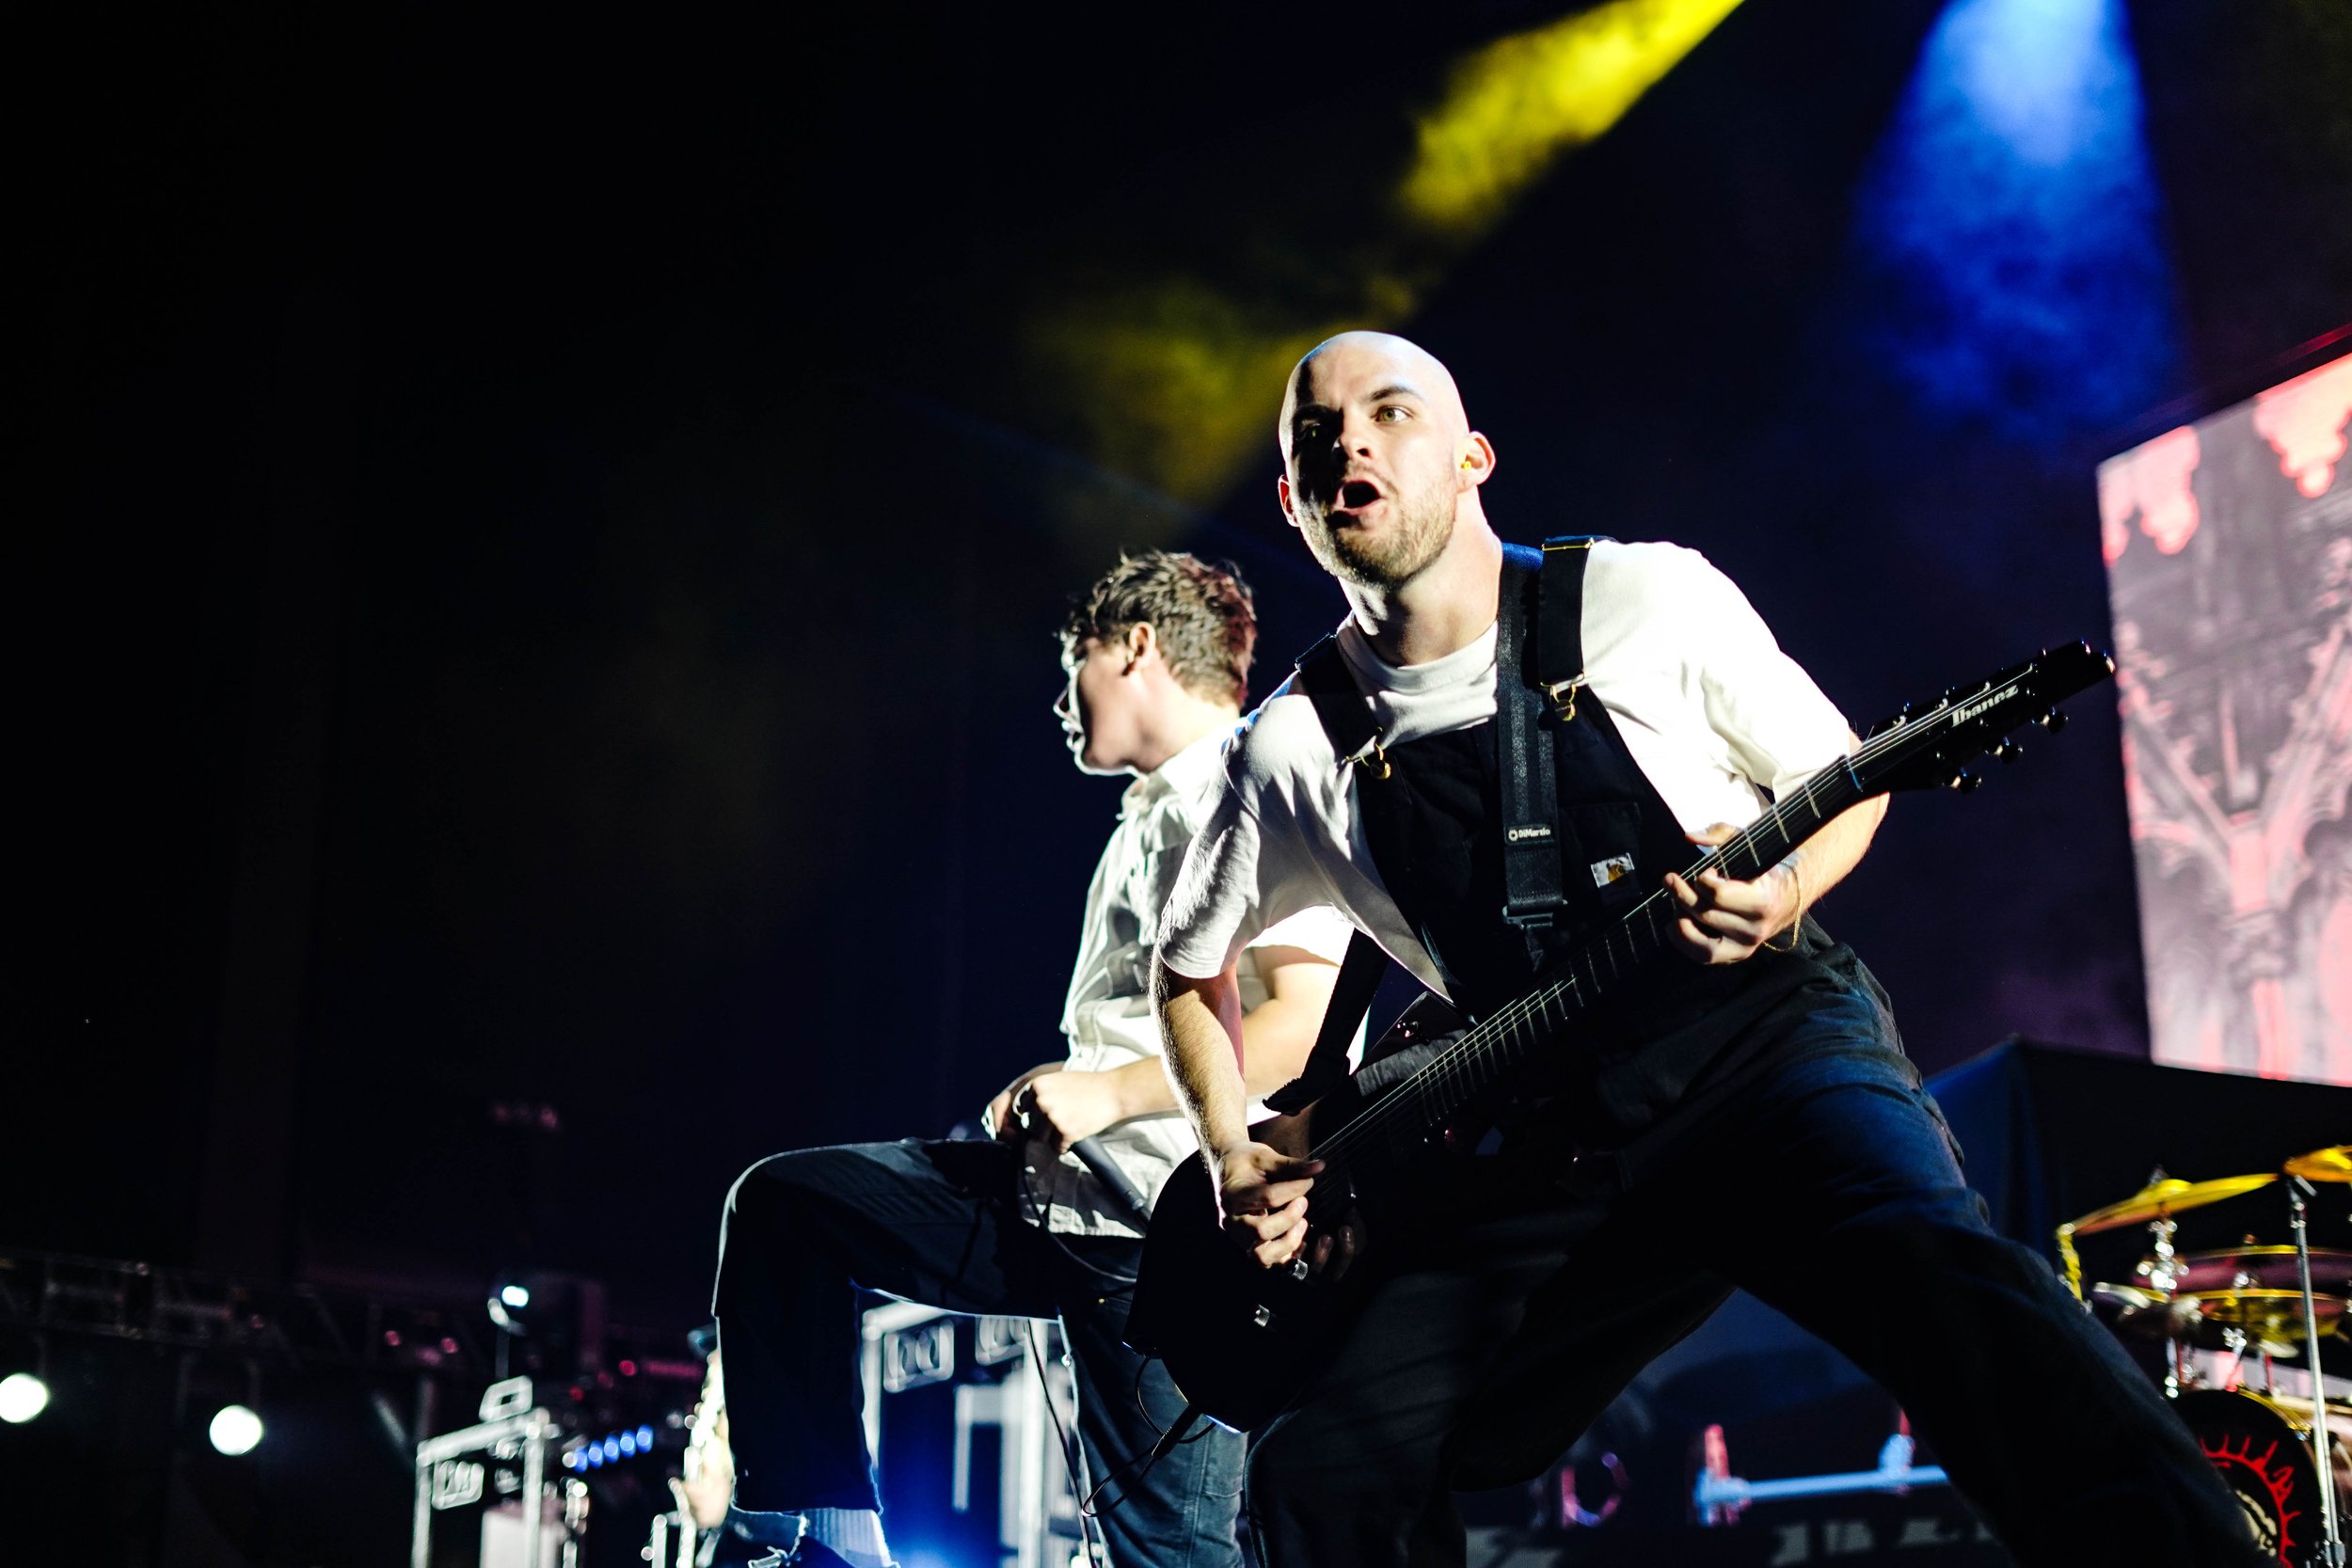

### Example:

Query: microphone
xmin=1069 ymin=1136 xmax=1153 ymax=1226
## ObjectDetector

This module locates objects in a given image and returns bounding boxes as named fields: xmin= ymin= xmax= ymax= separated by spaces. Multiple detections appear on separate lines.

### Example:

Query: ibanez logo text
xmin=1949 ymin=682 xmax=2020 ymax=729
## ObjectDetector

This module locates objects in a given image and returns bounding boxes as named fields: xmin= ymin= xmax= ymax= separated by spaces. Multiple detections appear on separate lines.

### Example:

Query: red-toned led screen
xmin=2101 ymin=352 xmax=2352 ymax=1084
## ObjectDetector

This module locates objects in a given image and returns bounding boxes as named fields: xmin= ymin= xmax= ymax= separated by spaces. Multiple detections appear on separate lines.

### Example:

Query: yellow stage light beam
xmin=1018 ymin=0 xmax=1743 ymax=507
xmin=1401 ymin=0 xmax=1746 ymax=234
xmin=1025 ymin=276 xmax=1413 ymax=514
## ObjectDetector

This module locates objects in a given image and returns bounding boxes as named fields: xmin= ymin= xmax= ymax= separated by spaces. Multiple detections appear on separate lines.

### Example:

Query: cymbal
xmin=2286 ymin=1146 xmax=2352 ymax=1183
xmin=2176 ymin=1245 xmax=2352 ymax=1296
xmin=2173 ymin=1289 xmax=2346 ymax=1348
xmin=2064 ymin=1173 xmax=2277 ymax=1236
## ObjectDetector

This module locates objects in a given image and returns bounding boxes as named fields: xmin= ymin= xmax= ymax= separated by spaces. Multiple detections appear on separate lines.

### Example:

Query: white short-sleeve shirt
xmin=1034 ymin=725 xmax=1355 ymax=1236
xmin=1157 ymin=541 xmax=1854 ymax=1000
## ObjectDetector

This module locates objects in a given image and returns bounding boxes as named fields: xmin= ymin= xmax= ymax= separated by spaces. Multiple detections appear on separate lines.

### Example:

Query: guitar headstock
xmin=1856 ymin=641 xmax=2115 ymax=796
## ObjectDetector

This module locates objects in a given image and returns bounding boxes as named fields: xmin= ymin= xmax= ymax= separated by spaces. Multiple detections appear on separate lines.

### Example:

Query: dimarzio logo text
xmin=1505 ymin=825 xmax=1553 ymax=843
xmin=1950 ymin=683 xmax=2019 ymax=728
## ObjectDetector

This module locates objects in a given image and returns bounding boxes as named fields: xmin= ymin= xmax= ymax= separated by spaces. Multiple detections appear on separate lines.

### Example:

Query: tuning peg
xmin=2037 ymin=708 xmax=2066 ymax=734
xmin=1991 ymin=739 xmax=2024 ymax=764
xmin=1947 ymin=769 xmax=1984 ymax=792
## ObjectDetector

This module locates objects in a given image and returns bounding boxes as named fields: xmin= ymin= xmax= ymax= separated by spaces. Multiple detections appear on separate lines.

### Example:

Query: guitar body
xmin=1126 ymin=1152 xmax=1358 ymax=1433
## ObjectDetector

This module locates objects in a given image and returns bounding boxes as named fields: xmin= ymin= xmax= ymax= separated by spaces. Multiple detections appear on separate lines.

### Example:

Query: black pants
xmin=713 ymin=1138 xmax=1246 ymax=1568
xmin=1244 ymin=995 xmax=2268 ymax=1568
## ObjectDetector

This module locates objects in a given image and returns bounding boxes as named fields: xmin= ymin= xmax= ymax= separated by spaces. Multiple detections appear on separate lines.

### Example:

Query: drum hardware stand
xmin=2215 ymin=1325 xmax=2249 ymax=1393
xmin=2141 ymin=1213 xmax=2191 ymax=1398
xmin=2289 ymin=1173 xmax=2344 ymax=1568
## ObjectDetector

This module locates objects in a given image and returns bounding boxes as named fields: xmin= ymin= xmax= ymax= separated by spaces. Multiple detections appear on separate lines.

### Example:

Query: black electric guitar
xmin=1126 ymin=641 xmax=2117 ymax=1433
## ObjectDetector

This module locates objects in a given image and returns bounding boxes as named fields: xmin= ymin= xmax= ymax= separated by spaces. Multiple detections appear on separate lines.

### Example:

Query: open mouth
xmin=1336 ymin=479 xmax=1381 ymax=513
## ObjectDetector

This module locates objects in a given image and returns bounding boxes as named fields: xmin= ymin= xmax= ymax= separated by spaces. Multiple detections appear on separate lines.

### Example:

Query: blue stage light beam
xmin=1846 ymin=0 xmax=2181 ymax=450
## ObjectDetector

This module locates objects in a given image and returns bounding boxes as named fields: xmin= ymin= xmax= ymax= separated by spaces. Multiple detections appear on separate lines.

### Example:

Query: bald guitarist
xmin=1150 ymin=332 xmax=2268 ymax=1568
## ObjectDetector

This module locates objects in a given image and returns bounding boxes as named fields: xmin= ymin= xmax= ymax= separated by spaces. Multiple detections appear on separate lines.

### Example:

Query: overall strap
xmin=1496 ymin=545 xmax=1565 ymax=942
xmin=1500 ymin=536 xmax=1612 ymax=956
xmin=1292 ymin=633 xmax=1385 ymax=776
xmin=1536 ymin=534 xmax=1608 ymax=698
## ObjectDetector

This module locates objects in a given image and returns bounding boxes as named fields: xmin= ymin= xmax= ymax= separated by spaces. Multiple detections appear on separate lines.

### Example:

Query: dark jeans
xmin=714 ymin=1138 xmax=1246 ymax=1568
xmin=1245 ymin=992 xmax=2269 ymax=1568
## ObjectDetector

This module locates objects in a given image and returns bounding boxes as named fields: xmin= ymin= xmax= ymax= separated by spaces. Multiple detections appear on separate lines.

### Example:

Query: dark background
xmin=13 ymin=0 xmax=2350 ymax=1340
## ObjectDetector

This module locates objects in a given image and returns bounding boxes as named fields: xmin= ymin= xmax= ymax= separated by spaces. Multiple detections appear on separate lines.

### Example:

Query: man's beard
xmin=1299 ymin=477 xmax=1455 ymax=591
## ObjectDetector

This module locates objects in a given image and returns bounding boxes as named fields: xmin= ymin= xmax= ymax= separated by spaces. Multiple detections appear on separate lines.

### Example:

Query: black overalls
xmin=1241 ymin=545 xmax=2265 ymax=1568
xmin=1343 ymin=544 xmax=1894 ymax=1152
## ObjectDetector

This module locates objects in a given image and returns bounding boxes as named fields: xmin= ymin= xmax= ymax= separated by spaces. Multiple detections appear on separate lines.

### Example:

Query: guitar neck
xmin=1308 ymin=756 xmax=1867 ymax=1183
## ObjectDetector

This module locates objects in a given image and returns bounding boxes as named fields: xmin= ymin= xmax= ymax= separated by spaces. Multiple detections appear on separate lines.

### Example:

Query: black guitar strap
xmin=1267 ymin=636 xmax=1389 ymax=1115
xmin=1262 ymin=928 xmax=1387 ymax=1116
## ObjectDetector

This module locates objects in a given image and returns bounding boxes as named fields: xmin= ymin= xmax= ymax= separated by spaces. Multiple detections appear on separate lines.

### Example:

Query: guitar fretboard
xmin=1308 ymin=756 xmax=1867 ymax=1184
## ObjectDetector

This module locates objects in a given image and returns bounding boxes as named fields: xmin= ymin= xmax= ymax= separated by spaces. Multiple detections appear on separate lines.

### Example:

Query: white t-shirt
xmin=1158 ymin=541 xmax=1854 ymax=1000
xmin=1032 ymin=725 xmax=1355 ymax=1237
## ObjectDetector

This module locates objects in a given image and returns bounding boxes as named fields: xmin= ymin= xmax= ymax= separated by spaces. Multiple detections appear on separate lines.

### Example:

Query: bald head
xmin=1278 ymin=332 xmax=1470 ymax=458
xmin=1275 ymin=331 xmax=1495 ymax=595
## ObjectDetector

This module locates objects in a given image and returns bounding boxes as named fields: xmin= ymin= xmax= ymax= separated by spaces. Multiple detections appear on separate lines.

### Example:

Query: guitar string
xmin=1321 ymin=738 xmax=1867 ymax=1164
xmin=1311 ymin=652 xmax=2076 ymax=1171
xmin=1311 ymin=742 xmax=1857 ymax=1172
xmin=1373 ymin=651 xmax=2089 ymax=1161
xmin=1305 ymin=665 xmax=2038 ymax=1174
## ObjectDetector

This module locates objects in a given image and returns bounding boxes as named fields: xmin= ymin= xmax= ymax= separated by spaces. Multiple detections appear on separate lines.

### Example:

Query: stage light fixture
xmin=0 ymin=1371 xmax=49 ymax=1424
xmin=209 ymin=1402 xmax=264 ymax=1455
xmin=566 ymin=1422 xmax=665 ymax=1471
xmin=486 ymin=1275 xmax=530 ymax=1334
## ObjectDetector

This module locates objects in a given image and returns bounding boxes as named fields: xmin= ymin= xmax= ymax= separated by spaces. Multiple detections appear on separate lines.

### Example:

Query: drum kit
xmin=2060 ymin=1145 xmax=2351 ymax=1568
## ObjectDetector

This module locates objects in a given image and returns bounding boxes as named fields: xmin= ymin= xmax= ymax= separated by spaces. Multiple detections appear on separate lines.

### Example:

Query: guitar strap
xmin=1261 ymin=929 xmax=1387 ymax=1116
xmin=1263 ymin=535 xmax=1611 ymax=1112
